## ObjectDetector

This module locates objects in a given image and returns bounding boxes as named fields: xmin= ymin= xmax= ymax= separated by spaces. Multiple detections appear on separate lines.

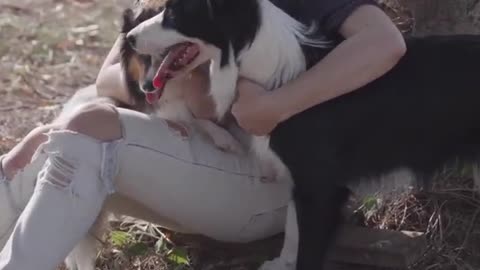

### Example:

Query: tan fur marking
xmin=127 ymin=55 xmax=145 ymax=82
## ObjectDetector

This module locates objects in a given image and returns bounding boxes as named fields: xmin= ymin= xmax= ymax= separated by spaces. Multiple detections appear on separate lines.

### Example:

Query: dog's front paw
xmin=195 ymin=119 xmax=245 ymax=155
xmin=258 ymin=258 xmax=295 ymax=270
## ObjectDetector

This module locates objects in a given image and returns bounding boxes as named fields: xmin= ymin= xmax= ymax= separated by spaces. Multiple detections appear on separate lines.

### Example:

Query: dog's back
xmin=269 ymin=34 xmax=480 ymax=268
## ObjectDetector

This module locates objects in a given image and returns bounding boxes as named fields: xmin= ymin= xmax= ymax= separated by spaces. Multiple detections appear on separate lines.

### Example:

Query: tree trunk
xmin=393 ymin=0 xmax=480 ymax=35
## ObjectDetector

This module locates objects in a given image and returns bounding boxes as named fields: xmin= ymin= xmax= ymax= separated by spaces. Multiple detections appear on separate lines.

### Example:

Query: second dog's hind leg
xmin=258 ymin=201 xmax=298 ymax=270
xmin=294 ymin=182 xmax=350 ymax=270
xmin=64 ymin=210 xmax=110 ymax=270
xmin=65 ymin=234 xmax=99 ymax=270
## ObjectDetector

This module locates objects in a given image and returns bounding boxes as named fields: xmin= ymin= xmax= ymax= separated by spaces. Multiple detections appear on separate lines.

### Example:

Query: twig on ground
xmin=0 ymin=104 xmax=36 ymax=111
xmin=0 ymin=4 xmax=34 ymax=15
xmin=20 ymin=73 xmax=54 ymax=100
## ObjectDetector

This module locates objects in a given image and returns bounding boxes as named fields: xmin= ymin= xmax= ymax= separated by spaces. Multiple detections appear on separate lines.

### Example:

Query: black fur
xmin=162 ymin=0 xmax=260 ymax=67
xmin=270 ymin=35 xmax=480 ymax=269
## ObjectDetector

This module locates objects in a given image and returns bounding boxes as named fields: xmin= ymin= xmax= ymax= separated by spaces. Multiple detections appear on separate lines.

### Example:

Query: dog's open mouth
xmin=145 ymin=42 xmax=200 ymax=104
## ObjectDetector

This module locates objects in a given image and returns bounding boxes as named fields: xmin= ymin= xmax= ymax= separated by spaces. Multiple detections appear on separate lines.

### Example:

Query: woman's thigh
xmin=114 ymin=108 xmax=292 ymax=243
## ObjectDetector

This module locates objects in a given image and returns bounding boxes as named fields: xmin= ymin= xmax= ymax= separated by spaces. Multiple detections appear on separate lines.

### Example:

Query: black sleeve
xmin=300 ymin=0 xmax=379 ymax=36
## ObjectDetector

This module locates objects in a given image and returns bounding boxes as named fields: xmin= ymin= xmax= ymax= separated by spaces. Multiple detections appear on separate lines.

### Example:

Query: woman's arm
xmin=96 ymin=36 xmax=134 ymax=105
xmin=232 ymin=5 xmax=406 ymax=135
xmin=274 ymin=5 xmax=406 ymax=121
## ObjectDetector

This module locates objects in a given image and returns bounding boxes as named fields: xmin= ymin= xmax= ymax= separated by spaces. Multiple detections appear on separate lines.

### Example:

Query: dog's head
xmin=120 ymin=1 xmax=170 ymax=108
xmin=123 ymin=0 xmax=261 ymax=105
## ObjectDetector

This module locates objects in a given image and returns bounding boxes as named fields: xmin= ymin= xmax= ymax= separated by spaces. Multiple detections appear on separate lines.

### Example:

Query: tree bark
xmin=394 ymin=0 xmax=480 ymax=35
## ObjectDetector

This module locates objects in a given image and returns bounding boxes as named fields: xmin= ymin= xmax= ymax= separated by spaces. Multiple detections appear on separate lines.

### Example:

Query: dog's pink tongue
xmin=153 ymin=74 xmax=167 ymax=89
xmin=146 ymin=91 xmax=161 ymax=104
xmin=149 ymin=43 xmax=189 ymax=104
xmin=146 ymin=74 xmax=167 ymax=105
xmin=147 ymin=57 xmax=172 ymax=104
xmin=147 ymin=64 xmax=169 ymax=105
xmin=153 ymin=43 xmax=187 ymax=86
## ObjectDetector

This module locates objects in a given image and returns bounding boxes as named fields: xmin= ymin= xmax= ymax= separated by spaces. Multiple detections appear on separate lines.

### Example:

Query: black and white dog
xmin=120 ymin=3 xmax=247 ymax=155
xmin=124 ymin=0 xmax=480 ymax=269
xmin=124 ymin=0 xmax=330 ymax=180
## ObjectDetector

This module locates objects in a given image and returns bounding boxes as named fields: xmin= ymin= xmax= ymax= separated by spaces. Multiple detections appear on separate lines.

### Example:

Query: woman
xmin=0 ymin=0 xmax=405 ymax=269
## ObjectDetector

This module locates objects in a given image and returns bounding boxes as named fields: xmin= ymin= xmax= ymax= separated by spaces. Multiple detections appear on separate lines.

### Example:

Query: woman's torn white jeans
xmin=0 ymin=131 xmax=118 ymax=270
xmin=0 ymin=107 xmax=292 ymax=270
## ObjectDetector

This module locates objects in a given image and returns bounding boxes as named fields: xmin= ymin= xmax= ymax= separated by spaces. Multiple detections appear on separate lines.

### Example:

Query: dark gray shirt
xmin=271 ymin=0 xmax=378 ymax=38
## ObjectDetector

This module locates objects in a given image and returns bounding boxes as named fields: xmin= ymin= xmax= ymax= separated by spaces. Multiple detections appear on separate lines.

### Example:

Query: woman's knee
xmin=63 ymin=102 xmax=123 ymax=141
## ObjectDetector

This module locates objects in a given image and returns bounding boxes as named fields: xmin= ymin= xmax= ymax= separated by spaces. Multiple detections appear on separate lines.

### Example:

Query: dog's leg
xmin=258 ymin=201 xmax=298 ymax=270
xmin=65 ymin=234 xmax=99 ymax=270
xmin=64 ymin=210 xmax=109 ymax=270
xmin=208 ymin=48 xmax=239 ymax=120
xmin=294 ymin=182 xmax=350 ymax=270
xmin=474 ymin=163 xmax=480 ymax=194
xmin=269 ymin=124 xmax=349 ymax=270
xmin=195 ymin=119 xmax=245 ymax=154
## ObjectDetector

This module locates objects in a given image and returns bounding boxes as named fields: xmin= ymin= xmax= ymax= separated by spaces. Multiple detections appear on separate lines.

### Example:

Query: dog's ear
xmin=206 ymin=0 xmax=229 ymax=19
xmin=120 ymin=49 xmax=149 ymax=110
xmin=120 ymin=11 xmax=148 ymax=110
xmin=121 ymin=8 xmax=136 ymax=34
xmin=206 ymin=0 xmax=259 ymax=57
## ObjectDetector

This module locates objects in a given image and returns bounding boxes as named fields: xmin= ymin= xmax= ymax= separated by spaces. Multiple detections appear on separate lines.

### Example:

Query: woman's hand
xmin=231 ymin=79 xmax=282 ymax=136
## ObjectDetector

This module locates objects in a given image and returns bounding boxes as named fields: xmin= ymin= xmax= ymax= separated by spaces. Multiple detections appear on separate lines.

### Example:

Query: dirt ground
xmin=1 ymin=0 xmax=480 ymax=269
xmin=0 ymin=0 xmax=128 ymax=149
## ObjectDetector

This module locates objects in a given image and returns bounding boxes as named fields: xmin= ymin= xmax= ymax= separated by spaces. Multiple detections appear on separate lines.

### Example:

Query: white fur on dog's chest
xmin=238 ymin=0 xmax=308 ymax=90
xmin=209 ymin=0 xmax=330 ymax=181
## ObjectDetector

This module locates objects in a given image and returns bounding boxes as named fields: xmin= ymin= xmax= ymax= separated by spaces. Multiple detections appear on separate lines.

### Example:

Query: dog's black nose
xmin=126 ymin=34 xmax=136 ymax=48
xmin=142 ymin=80 xmax=155 ymax=92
